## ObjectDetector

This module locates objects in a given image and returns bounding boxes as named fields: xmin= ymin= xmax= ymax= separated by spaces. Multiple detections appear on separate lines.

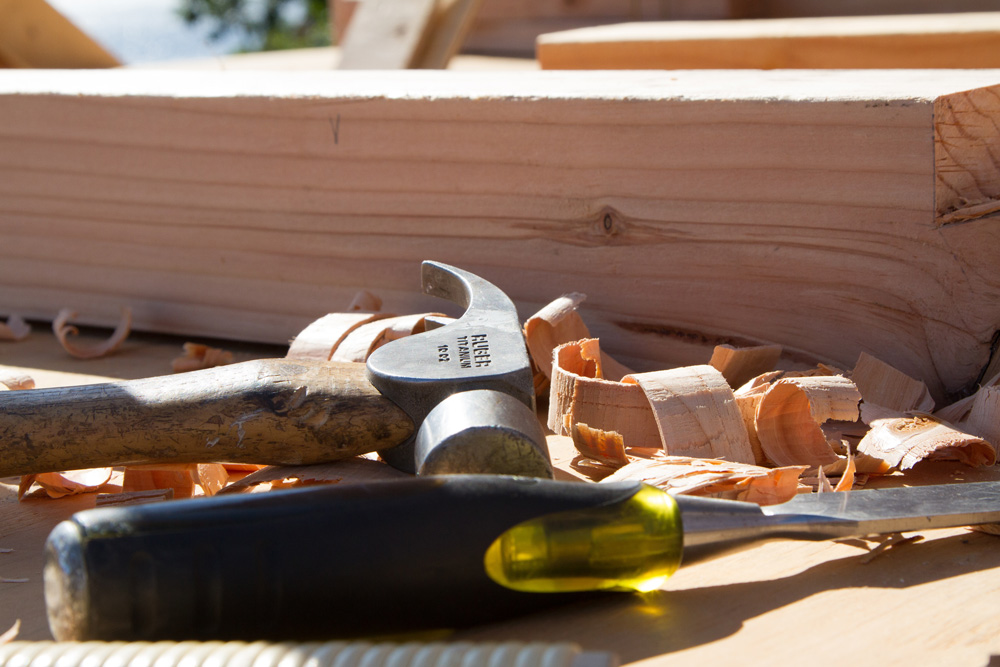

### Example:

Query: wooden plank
xmin=337 ymin=0 xmax=439 ymax=69
xmin=1 ymin=70 xmax=999 ymax=402
xmin=537 ymin=13 xmax=1000 ymax=70
xmin=0 ymin=0 xmax=119 ymax=69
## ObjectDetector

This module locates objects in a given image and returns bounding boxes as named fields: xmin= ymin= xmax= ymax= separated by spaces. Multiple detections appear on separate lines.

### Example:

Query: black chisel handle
xmin=44 ymin=476 xmax=680 ymax=641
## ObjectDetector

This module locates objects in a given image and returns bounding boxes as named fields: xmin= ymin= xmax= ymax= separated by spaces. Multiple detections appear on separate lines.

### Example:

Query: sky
xmin=47 ymin=0 xmax=246 ymax=64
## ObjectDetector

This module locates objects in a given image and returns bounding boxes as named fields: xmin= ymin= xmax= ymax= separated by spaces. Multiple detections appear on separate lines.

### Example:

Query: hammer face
xmin=366 ymin=262 xmax=538 ymax=473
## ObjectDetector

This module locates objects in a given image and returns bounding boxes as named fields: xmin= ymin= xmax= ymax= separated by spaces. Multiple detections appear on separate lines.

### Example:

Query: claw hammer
xmin=0 ymin=262 xmax=551 ymax=478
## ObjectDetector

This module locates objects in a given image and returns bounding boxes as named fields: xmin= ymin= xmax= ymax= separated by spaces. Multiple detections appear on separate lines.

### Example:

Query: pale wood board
xmin=337 ymin=0 xmax=438 ymax=69
xmin=1 ymin=70 xmax=999 ymax=403
xmin=2 ymin=331 xmax=1000 ymax=666
xmin=538 ymin=13 xmax=1000 ymax=70
xmin=0 ymin=0 xmax=119 ymax=69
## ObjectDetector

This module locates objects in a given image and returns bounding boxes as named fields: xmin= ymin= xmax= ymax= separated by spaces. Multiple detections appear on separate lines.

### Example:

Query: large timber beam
xmin=0 ymin=69 xmax=998 ymax=399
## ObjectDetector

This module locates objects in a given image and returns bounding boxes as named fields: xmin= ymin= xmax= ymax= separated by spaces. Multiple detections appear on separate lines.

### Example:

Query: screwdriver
xmin=44 ymin=475 xmax=1000 ymax=642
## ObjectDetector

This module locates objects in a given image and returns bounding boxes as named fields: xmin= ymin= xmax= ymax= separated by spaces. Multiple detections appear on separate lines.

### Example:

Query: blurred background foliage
xmin=178 ymin=0 xmax=330 ymax=51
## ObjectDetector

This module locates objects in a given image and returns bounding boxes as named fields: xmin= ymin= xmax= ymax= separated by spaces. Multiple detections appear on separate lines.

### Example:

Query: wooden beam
xmin=0 ymin=0 xmax=119 ymax=69
xmin=0 ymin=69 xmax=998 ymax=400
xmin=538 ymin=13 xmax=1000 ymax=70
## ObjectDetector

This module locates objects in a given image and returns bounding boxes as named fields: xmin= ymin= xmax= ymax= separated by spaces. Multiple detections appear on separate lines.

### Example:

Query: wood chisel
xmin=43 ymin=475 xmax=1000 ymax=642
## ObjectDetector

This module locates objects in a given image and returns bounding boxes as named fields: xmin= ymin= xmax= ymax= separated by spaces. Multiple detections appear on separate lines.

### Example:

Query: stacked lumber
xmin=0 ymin=69 xmax=999 ymax=403
xmin=537 ymin=13 xmax=1000 ymax=69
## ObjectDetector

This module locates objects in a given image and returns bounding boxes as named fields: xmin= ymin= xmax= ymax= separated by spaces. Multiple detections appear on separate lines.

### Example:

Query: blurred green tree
xmin=178 ymin=0 xmax=330 ymax=51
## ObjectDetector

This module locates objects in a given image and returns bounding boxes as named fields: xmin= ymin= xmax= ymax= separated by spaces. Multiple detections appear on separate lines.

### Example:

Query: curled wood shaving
xmin=931 ymin=372 xmax=999 ymax=425
xmin=0 ymin=620 xmax=19 ymax=644
xmin=286 ymin=312 xmax=390 ymax=360
xmin=571 ymin=423 xmax=628 ymax=467
xmin=853 ymin=352 xmax=934 ymax=417
xmin=624 ymin=365 xmax=755 ymax=464
xmin=601 ymin=452 xmax=807 ymax=506
xmin=171 ymin=342 xmax=234 ymax=373
xmin=0 ymin=315 xmax=30 ymax=341
xmin=548 ymin=339 xmax=661 ymax=447
xmin=53 ymin=307 xmax=131 ymax=359
xmin=20 ymin=468 xmax=114 ymax=500
xmin=348 ymin=290 xmax=382 ymax=312
xmin=524 ymin=295 xmax=631 ymax=396
xmin=755 ymin=376 xmax=861 ymax=467
xmin=857 ymin=412 xmax=996 ymax=470
xmin=332 ymin=313 xmax=447 ymax=362
xmin=958 ymin=386 xmax=1000 ymax=455
xmin=709 ymin=344 xmax=782 ymax=390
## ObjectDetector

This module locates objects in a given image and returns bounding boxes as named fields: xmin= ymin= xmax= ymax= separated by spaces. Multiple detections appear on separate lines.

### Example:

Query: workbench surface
xmin=3 ymin=330 xmax=999 ymax=666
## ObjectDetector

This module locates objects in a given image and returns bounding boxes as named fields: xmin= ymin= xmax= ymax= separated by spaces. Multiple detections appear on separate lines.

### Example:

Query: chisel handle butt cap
xmin=43 ymin=520 xmax=88 ymax=642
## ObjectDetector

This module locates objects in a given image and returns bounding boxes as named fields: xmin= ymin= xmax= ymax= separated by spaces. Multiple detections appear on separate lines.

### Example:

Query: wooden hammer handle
xmin=0 ymin=359 xmax=414 ymax=477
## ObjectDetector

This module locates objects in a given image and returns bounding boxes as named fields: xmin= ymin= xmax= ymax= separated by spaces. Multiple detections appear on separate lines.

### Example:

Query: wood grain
xmin=1 ymin=70 xmax=999 ymax=402
xmin=537 ymin=13 xmax=1000 ymax=70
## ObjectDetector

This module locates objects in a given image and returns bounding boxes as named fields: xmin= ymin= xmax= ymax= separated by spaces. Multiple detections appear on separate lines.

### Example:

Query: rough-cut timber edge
xmin=0 ymin=70 xmax=999 ymax=401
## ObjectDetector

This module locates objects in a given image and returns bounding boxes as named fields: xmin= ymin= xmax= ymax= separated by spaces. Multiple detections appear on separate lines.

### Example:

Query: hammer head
xmin=366 ymin=262 xmax=550 ymax=477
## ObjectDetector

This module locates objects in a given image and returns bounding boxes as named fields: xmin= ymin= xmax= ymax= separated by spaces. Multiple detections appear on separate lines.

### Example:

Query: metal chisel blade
xmin=764 ymin=480 xmax=1000 ymax=535
xmin=676 ymin=480 xmax=1000 ymax=564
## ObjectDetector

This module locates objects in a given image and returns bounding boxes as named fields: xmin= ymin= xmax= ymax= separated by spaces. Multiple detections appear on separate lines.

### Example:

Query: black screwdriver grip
xmin=44 ymin=476 xmax=641 ymax=642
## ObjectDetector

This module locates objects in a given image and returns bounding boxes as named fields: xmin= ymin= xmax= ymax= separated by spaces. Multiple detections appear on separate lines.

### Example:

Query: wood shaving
xmin=0 ymin=620 xmax=20 ymax=644
xmin=331 ymin=313 xmax=446 ymax=362
xmin=347 ymin=290 xmax=382 ymax=311
xmin=853 ymin=352 xmax=934 ymax=415
xmin=53 ymin=307 xmax=131 ymax=359
xmin=0 ymin=315 xmax=30 ymax=342
xmin=601 ymin=451 xmax=807 ymax=506
xmin=570 ymin=423 xmax=628 ymax=467
xmin=754 ymin=376 xmax=861 ymax=467
xmin=709 ymin=344 xmax=782 ymax=390
xmin=624 ymin=365 xmax=755 ymax=464
xmin=171 ymin=342 xmax=234 ymax=372
xmin=286 ymin=312 xmax=389 ymax=360
xmin=0 ymin=373 xmax=34 ymax=391
xmin=858 ymin=412 xmax=996 ymax=470
xmin=20 ymin=468 xmax=114 ymax=500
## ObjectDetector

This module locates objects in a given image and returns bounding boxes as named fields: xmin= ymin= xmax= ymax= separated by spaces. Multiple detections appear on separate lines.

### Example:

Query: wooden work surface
xmin=2 ymin=329 xmax=1000 ymax=665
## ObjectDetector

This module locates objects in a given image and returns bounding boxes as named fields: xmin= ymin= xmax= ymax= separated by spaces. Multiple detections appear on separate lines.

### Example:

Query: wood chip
xmin=858 ymin=412 xmax=996 ymax=470
xmin=624 ymin=365 xmax=755 ymax=464
xmin=853 ymin=352 xmax=934 ymax=417
xmin=709 ymin=344 xmax=782 ymax=390
xmin=0 ymin=373 xmax=34 ymax=391
xmin=52 ymin=307 xmax=131 ymax=359
xmin=0 ymin=620 xmax=19 ymax=644
xmin=755 ymin=376 xmax=861 ymax=467
xmin=21 ymin=468 xmax=114 ymax=499
xmin=0 ymin=315 xmax=30 ymax=342
xmin=171 ymin=342 xmax=235 ymax=372
xmin=601 ymin=452 xmax=807 ymax=506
